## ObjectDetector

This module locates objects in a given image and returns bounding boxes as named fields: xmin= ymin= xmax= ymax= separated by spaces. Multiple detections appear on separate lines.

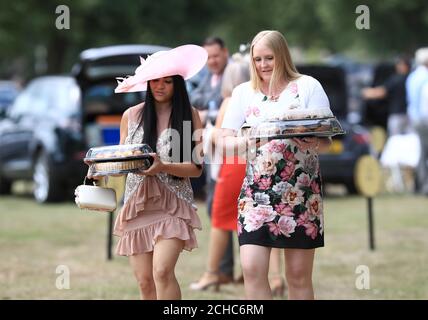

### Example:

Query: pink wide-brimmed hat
xmin=115 ymin=44 xmax=208 ymax=93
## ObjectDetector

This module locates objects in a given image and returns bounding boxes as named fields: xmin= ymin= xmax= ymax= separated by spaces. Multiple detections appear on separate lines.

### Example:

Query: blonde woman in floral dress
xmin=220 ymin=30 xmax=332 ymax=299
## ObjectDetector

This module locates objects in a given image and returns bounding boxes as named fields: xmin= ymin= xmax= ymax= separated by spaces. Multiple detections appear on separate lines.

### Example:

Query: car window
xmin=0 ymin=83 xmax=19 ymax=107
xmin=32 ymin=82 xmax=51 ymax=116
xmin=49 ymin=81 xmax=80 ymax=118
xmin=8 ymin=81 xmax=41 ymax=118
xmin=83 ymin=81 xmax=143 ymax=122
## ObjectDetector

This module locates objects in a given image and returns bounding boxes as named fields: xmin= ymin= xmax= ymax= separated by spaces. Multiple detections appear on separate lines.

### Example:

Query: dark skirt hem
xmin=238 ymin=224 xmax=324 ymax=249
xmin=238 ymin=239 xmax=324 ymax=249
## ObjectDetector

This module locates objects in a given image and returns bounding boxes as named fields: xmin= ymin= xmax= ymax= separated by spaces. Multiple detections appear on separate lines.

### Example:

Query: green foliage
xmin=317 ymin=0 xmax=428 ymax=55
xmin=0 ymin=0 xmax=427 ymax=78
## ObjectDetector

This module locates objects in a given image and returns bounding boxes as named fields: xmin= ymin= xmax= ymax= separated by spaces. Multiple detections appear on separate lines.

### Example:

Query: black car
xmin=297 ymin=65 xmax=372 ymax=193
xmin=0 ymin=44 xmax=170 ymax=202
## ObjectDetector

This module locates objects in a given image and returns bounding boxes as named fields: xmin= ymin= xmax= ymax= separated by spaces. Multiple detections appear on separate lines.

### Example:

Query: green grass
xmin=1 ymin=192 xmax=428 ymax=299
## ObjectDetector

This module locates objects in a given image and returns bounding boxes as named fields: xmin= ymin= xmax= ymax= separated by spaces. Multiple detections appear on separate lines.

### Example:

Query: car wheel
xmin=0 ymin=175 xmax=12 ymax=195
xmin=345 ymin=179 xmax=358 ymax=195
xmin=33 ymin=152 xmax=63 ymax=203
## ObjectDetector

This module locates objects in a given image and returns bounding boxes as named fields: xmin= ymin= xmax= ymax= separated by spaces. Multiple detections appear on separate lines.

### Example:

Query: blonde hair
xmin=249 ymin=30 xmax=300 ymax=94
xmin=221 ymin=53 xmax=250 ymax=98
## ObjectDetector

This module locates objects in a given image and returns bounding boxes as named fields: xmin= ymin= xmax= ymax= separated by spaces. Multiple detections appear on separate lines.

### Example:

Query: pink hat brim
xmin=115 ymin=44 xmax=208 ymax=93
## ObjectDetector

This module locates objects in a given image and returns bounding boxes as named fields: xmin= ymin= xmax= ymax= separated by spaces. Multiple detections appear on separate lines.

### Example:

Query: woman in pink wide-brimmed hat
xmin=94 ymin=44 xmax=207 ymax=300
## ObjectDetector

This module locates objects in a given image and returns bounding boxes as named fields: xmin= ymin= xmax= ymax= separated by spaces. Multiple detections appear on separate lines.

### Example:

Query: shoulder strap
xmin=126 ymin=103 xmax=144 ymax=142
xmin=130 ymin=103 xmax=144 ymax=121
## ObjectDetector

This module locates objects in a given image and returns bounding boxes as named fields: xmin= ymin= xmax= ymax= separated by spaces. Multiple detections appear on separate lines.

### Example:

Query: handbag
xmin=74 ymin=177 xmax=117 ymax=212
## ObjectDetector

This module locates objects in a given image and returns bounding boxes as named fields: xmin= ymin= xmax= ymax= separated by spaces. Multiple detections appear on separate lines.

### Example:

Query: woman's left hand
xmin=137 ymin=153 xmax=165 ymax=176
xmin=292 ymin=137 xmax=319 ymax=151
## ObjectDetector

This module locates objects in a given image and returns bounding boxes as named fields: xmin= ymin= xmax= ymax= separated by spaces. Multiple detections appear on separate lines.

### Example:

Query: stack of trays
xmin=85 ymin=144 xmax=154 ymax=176
xmin=241 ymin=117 xmax=346 ymax=140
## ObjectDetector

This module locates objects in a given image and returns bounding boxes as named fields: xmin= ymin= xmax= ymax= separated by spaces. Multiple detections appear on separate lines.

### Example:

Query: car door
xmin=0 ymin=80 xmax=46 ymax=178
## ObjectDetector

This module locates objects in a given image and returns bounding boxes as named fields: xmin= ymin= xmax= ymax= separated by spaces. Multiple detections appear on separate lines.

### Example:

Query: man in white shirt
xmin=406 ymin=47 xmax=428 ymax=194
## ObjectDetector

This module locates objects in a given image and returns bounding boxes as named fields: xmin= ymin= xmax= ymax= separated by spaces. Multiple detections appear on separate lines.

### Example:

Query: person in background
xmin=190 ymin=36 xmax=235 ymax=284
xmin=190 ymin=53 xmax=249 ymax=291
xmin=362 ymin=56 xmax=411 ymax=136
xmin=406 ymin=47 xmax=428 ymax=194
xmin=190 ymin=36 xmax=229 ymax=120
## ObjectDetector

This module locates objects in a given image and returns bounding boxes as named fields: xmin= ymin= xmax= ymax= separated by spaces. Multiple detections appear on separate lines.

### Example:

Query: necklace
xmin=261 ymin=82 xmax=288 ymax=102
xmin=262 ymin=94 xmax=279 ymax=102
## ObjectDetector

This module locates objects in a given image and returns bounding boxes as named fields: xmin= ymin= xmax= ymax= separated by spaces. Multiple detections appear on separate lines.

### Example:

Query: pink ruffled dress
xmin=113 ymin=106 xmax=202 ymax=256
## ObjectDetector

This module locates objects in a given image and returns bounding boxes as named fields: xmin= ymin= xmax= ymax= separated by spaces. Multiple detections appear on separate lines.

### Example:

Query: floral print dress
xmin=233 ymin=78 xmax=327 ymax=249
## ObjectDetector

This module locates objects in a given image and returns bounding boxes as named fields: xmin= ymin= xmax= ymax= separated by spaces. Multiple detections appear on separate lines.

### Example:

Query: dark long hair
xmin=136 ymin=75 xmax=200 ymax=168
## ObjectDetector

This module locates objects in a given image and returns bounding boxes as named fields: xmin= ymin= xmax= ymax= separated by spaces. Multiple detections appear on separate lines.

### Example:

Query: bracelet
xmin=247 ymin=138 xmax=256 ymax=156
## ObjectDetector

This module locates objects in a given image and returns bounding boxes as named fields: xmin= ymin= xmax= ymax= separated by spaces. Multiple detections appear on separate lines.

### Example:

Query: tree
xmin=1 ymin=0 xmax=427 ymax=80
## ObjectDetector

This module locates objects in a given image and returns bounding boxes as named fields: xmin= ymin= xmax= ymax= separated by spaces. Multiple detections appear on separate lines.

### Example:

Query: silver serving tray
xmin=241 ymin=117 xmax=346 ymax=140
xmin=84 ymin=143 xmax=153 ymax=163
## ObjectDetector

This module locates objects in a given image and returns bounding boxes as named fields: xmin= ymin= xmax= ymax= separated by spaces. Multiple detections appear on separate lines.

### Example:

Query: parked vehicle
xmin=0 ymin=44 xmax=170 ymax=202
xmin=296 ymin=65 xmax=372 ymax=193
